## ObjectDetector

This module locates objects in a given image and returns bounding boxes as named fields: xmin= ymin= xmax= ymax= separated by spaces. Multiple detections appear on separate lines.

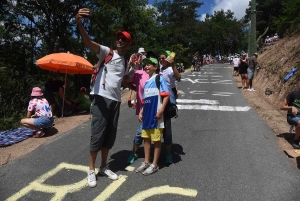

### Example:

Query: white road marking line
xmin=189 ymin=91 xmax=208 ymax=94
xmin=176 ymin=99 xmax=219 ymax=104
xmin=212 ymin=94 xmax=231 ymax=96
xmin=177 ymin=105 xmax=251 ymax=111
xmin=181 ymin=78 xmax=196 ymax=83
xmin=213 ymin=92 xmax=235 ymax=94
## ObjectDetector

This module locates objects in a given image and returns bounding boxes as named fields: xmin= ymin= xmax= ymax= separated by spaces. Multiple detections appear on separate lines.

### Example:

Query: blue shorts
xmin=34 ymin=116 xmax=54 ymax=128
xmin=287 ymin=115 xmax=300 ymax=126
xmin=133 ymin=123 xmax=143 ymax=145
xmin=247 ymin=68 xmax=254 ymax=79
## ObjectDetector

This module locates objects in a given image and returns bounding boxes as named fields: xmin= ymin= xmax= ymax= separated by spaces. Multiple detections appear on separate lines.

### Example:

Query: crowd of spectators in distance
xmin=265 ymin=33 xmax=280 ymax=45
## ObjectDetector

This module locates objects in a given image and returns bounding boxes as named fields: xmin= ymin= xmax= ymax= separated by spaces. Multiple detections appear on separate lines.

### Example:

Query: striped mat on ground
xmin=0 ymin=128 xmax=35 ymax=147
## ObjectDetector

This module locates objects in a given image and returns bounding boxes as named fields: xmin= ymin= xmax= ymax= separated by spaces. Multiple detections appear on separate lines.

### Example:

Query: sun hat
xmin=116 ymin=31 xmax=132 ymax=42
xmin=138 ymin=47 xmax=145 ymax=53
xmin=80 ymin=87 xmax=86 ymax=92
xmin=31 ymin=87 xmax=43 ymax=97
xmin=142 ymin=58 xmax=158 ymax=65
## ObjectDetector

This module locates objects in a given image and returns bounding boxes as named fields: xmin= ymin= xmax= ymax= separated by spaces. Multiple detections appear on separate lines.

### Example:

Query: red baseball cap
xmin=116 ymin=31 xmax=132 ymax=42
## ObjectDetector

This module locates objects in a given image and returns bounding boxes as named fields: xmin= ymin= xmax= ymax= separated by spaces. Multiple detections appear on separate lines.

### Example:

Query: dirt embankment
xmin=238 ymin=34 xmax=300 ymax=156
xmin=256 ymin=35 xmax=300 ymax=106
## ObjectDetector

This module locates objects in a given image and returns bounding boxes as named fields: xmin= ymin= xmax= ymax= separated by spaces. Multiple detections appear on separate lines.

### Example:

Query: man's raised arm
xmin=76 ymin=8 xmax=100 ymax=54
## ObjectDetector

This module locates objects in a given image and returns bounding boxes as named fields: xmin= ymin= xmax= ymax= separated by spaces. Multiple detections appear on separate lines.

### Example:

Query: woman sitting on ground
xmin=20 ymin=87 xmax=54 ymax=138
xmin=280 ymin=90 xmax=300 ymax=149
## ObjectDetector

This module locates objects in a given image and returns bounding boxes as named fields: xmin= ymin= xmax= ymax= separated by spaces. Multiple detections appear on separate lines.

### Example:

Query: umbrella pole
xmin=62 ymin=69 xmax=67 ymax=118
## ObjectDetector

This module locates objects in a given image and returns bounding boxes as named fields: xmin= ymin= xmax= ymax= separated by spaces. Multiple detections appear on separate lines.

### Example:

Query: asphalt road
xmin=1 ymin=63 xmax=300 ymax=201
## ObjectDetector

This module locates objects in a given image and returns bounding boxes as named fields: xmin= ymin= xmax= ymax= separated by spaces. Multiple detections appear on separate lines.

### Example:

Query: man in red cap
xmin=76 ymin=8 xmax=132 ymax=188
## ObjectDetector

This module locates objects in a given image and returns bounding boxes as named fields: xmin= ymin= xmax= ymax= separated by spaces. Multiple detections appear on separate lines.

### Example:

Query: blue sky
xmin=147 ymin=0 xmax=249 ymax=20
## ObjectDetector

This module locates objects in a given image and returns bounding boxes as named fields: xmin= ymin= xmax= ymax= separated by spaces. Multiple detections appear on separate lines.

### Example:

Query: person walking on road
xmin=135 ymin=58 xmax=170 ymax=175
xmin=232 ymin=55 xmax=239 ymax=76
xmin=76 ymin=8 xmax=132 ymax=188
xmin=247 ymin=53 xmax=258 ymax=91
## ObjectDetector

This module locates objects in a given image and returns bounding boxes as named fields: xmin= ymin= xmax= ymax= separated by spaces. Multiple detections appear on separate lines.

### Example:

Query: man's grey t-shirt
xmin=248 ymin=57 xmax=257 ymax=69
xmin=90 ymin=45 xmax=126 ymax=102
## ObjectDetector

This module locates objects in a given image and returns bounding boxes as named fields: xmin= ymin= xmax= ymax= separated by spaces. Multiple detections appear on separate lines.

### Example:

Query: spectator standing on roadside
xmin=280 ymin=91 xmax=300 ymax=149
xmin=247 ymin=53 xmax=258 ymax=91
xmin=158 ymin=50 xmax=180 ymax=164
xmin=238 ymin=53 xmax=249 ymax=89
xmin=76 ymin=8 xmax=132 ymax=188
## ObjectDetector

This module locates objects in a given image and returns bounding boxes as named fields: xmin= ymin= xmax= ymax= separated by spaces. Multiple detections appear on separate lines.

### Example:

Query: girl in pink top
xmin=20 ymin=87 xmax=54 ymax=138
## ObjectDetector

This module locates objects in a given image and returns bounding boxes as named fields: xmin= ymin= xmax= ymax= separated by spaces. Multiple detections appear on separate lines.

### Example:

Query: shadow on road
xmin=107 ymin=143 xmax=185 ymax=173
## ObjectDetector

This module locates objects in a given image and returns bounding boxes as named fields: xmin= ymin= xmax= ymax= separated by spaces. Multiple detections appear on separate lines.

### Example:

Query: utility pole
xmin=249 ymin=0 xmax=257 ymax=56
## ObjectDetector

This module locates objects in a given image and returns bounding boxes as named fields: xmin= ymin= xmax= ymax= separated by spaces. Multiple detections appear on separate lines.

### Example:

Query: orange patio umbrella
xmin=36 ymin=52 xmax=93 ymax=74
xmin=36 ymin=52 xmax=93 ymax=117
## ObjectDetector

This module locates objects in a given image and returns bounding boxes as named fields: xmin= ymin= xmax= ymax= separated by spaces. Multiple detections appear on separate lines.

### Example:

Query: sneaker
xmin=250 ymin=88 xmax=256 ymax=91
xmin=132 ymin=104 xmax=137 ymax=109
xmin=165 ymin=153 xmax=173 ymax=164
xmin=99 ymin=167 xmax=119 ymax=180
xmin=247 ymin=88 xmax=252 ymax=91
xmin=87 ymin=170 xmax=97 ymax=187
xmin=127 ymin=153 xmax=138 ymax=164
xmin=142 ymin=164 xmax=159 ymax=176
xmin=135 ymin=162 xmax=150 ymax=173
xmin=33 ymin=131 xmax=45 ymax=138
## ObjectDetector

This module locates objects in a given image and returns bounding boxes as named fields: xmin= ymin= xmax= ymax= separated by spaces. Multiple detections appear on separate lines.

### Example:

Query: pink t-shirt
xmin=133 ymin=70 xmax=149 ymax=115
xmin=28 ymin=98 xmax=52 ymax=117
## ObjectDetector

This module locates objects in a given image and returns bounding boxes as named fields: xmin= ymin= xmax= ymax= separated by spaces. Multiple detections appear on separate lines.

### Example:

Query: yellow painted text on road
xmin=6 ymin=162 xmax=88 ymax=201
xmin=127 ymin=185 xmax=198 ymax=201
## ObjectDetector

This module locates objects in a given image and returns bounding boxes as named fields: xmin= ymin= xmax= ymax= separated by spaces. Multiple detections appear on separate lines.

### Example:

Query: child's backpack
xmin=155 ymin=74 xmax=178 ymax=119
xmin=90 ymin=49 xmax=114 ymax=87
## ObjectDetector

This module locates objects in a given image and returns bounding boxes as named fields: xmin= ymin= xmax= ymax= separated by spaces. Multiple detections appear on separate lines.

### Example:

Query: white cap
xmin=138 ymin=47 xmax=145 ymax=53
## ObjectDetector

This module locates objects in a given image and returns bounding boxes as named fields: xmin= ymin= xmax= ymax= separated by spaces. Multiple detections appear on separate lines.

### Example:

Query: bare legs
xmin=144 ymin=138 xmax=161 ymax=167
xmin=240 ymin=74 xmax=248 ymax=89
xmin=89 ymin=147 xmax=109 ymax=170
xmin=20 ymin=118 xmax=41 ymax=131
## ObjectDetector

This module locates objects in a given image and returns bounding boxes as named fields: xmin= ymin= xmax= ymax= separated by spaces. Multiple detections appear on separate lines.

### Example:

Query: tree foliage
xmin=0 ymin=0 xmax=251 ymax=130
